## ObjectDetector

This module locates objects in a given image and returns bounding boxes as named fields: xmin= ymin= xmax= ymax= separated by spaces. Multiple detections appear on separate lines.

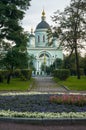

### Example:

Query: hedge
xmin=70 ymin=68 xmax=84 ymax=76
xmin=0 ymin=69 xmax=32 ymax=82
xmin=53 ymin=69 xmax=70 ymax=80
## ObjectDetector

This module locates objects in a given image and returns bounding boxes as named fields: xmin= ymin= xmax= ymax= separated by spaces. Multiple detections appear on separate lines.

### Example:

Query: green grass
xmin=54 ymin=76 xmax=86 ymax=91
xmin=0 ymin=78 xmax=34 ymax=91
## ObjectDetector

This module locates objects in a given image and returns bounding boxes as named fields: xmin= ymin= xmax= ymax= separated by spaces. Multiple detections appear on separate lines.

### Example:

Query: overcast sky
xmin=22 ymin=0 xmax=71 ymax=32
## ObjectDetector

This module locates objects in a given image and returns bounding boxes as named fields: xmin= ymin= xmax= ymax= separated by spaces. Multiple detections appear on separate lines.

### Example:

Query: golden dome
xmin=31 ymin=28 xmax=33 ymax=33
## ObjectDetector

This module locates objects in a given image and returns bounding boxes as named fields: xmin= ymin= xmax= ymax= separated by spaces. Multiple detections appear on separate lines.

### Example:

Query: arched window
xmin=38 ymin=35 xmax=40 ymax=43
xmin=43 ymin=35 xmax=45 ymax=42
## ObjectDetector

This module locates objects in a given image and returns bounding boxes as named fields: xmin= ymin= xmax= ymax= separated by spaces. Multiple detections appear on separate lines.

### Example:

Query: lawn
xmin=0 ymin=78 xmax=34 ymax=91
xmin=54 ymin=76 xmax=86 ymax=91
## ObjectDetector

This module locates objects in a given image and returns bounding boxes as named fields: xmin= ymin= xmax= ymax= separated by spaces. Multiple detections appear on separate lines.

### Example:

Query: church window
xmin=38 ymin=35 xmax=40 ymax=43
xmin=43 ymin=35 xmax=45 ymax=42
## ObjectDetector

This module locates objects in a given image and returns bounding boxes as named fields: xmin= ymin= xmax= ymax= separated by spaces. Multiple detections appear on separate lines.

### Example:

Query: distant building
xmin=27 ymin=10 xmax=63 ymax=75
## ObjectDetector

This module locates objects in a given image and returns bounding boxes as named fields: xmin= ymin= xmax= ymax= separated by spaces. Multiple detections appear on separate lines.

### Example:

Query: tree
xmin=63 ymin=53 xmax=82 ymax=75
xmin=0 ymin=0 xmax=31 ymax=48
xmin=0 ymin=0 xmax=31 ymax=83
xmin=80 ymin=55 xmax=86 ymax=75
xmin=2 ymin=48 xmax=28 ymax=84
xmin=53 ymin=58 xmax=63 ymax=69
xmin=52 ymin=0 xmax=86 ymax=79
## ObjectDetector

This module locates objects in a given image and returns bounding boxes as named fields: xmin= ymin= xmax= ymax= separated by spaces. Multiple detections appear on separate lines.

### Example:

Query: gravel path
xmin=31 ymin=76 xmax=67 ymax=92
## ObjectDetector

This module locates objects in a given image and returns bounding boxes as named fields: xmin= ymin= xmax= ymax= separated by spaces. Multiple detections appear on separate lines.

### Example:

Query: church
xmin=27 ymin=10 xmax=63 ymax=75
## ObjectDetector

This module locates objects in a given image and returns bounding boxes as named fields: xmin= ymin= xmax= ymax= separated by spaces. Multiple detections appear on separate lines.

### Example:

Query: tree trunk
xmin=75 ymin=46 xmax=80 ymax=79
xmin=7 ymin=73 xmax=11 ymax=84
xmin=7 ymin=65 xmax=13 ymax=84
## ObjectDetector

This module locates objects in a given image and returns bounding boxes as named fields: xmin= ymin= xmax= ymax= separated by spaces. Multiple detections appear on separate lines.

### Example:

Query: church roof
xmin=29 ymin=34 xmax=35 ymax=37
xmin=36 ymin=21 xmax=50 ymax=29
xmin=36 ymin=10 xmax=50 ymax=30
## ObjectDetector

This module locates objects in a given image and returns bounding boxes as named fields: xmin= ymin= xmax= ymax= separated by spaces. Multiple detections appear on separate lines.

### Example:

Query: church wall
xmin=35 ymin=29 xmax=48 ymax=47
xmin=27 ymin=48 xmax=63 ymax=75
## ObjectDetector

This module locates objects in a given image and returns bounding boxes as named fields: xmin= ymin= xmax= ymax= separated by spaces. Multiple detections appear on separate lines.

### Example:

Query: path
xmin=0 ymin=122 xmax=85 ymax=130
xmin=31 ymin=76 xmax=67 ymax=92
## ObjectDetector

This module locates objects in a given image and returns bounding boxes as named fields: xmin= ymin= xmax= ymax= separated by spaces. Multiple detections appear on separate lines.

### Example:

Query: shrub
xmin=28 ymin=69 xmax=32 ymax=80
xmin=13 ymin=69 xmax=32 ymax=81
xmin=0 ymin=70 xmax=9 ymax=82
xmin=79 ymin=68 xmax=84 ymax=75
xmin=20 ymin=69 xmax=32 ymax=81
xmin=70 ymin=68 xmax=84 ymax=76
xmin=53 ymin=69 xmax=70 ymax=80
xmin=0 ymin=71 xmax=3 ymax=83
xmin=13 ymin=69 xmax=21 ymax=78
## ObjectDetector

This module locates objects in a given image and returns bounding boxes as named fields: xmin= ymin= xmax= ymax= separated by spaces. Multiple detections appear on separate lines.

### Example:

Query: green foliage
xmin=0 ymin=0 xmax=31 ymax=58
xmin=28 ymin=54 xmax=35 ymax=70
xmin=0 ymin=69 xmax=32 ymax=84
xmin=0 ymin=0 xmax=31 ymax=83
xmin=0 ymin=0 xmax=31 ymax=40
xmin=63 ymin=54 xmax=85 ymax=76
xmin=80 ymin=55 xmax=86 ymax=75
xmin=20 ymin=69 xmax=32 ymax=81
xmin=13 ymin=69 xmax=32 ymax=81
xmin=2 ymin=48 xmax=28 ymax=70
xmin=53 ymin=69 xmax=70 ymax=80
xmin=45 ymin=58 xmax=63 ymax=75
xmin=13 ymin=69 xmax=21 ymax=78
xmin=53 ymin=58 xmax=63 ymax=69
xmin=0 ymin=70 xmax=9 ymax=82
xmin=51 ymin=0 xmax=86 ymax=79
xmin=0 ymin=71 xmax=3 ymax=83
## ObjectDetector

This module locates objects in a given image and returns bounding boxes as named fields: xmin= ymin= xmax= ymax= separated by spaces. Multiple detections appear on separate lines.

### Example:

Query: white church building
xmin=27 ymin=10 xmax=63 ymax=75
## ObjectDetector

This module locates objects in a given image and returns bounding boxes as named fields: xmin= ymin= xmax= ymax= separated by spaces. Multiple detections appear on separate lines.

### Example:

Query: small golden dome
xmin=31 ymin=28 xmax=33 ymax=33
xmin=42 ymin=10 xmax=45 ymax=16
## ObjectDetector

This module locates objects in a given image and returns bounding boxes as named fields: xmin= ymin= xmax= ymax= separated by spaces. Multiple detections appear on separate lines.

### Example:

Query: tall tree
xmin=52 ymin=0 xmax=86 ymax=79
xmin=0 ymin=0 xmax=31 ymax=48
xmin=2 ymin=48 xmax=28 ymax=83
xmin=0 ymin=0 xmax=31 ymax=83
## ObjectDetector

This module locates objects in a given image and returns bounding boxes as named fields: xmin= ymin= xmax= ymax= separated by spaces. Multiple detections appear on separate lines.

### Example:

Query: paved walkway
xmin=0 ymin=122 xmax=86 ymax=130
xmin=31 ymin=76 xmax=67 ymax=92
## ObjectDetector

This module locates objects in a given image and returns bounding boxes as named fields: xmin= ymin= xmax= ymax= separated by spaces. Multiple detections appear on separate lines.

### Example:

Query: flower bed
xmin=0 ymin=110 xmax=86 ymax=119
xmin=49 ymin=95 xmax=86 ymax=106
xmin=0 ymin=93 xmax=86 ymax=118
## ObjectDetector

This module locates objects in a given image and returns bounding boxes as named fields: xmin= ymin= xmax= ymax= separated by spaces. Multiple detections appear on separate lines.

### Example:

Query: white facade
xmin=27 ymin=10 xmax=63 ymax=75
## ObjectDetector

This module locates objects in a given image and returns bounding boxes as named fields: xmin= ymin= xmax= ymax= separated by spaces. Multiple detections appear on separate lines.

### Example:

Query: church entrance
xmin=36 ymin=51 xmax=51 ymax=76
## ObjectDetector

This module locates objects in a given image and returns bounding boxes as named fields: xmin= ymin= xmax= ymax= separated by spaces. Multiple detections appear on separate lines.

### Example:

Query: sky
xmin=22 ymin=0 xmax=71 ymax=32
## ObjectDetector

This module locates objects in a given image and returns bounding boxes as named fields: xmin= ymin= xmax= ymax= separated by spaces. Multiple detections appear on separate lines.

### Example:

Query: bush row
xmin=0 ymin=69 xmax=32 ymax=82
xmin=53 ymin=69 xmax=70 ymax=80
xmin=70 ymin=68 xmax=84 ymax=76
